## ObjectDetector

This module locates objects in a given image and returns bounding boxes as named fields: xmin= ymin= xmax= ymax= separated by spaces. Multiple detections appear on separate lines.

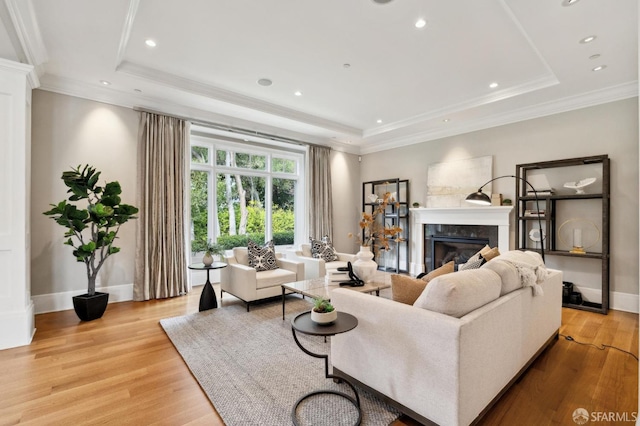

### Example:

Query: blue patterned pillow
xmin=310 ymin=236 xmax=339 ymax=262
xmin=247 ymin=240 xmax=279 ymax=271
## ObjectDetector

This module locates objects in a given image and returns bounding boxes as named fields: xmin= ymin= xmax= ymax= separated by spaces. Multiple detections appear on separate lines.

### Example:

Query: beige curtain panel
xmin=308 ymin=145 xmax=333 ymax=240
xmin=134 ymin=112 xmax=190 ymax=301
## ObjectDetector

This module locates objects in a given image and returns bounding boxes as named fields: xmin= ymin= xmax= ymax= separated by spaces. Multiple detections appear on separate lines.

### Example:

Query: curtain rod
xmin=133 ymin=106 xmax=329 ymax=149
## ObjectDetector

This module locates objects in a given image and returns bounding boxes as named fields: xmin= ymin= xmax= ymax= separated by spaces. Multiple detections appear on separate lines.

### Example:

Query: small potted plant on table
xmin=311 ymin=298 xmax=337 ymax=324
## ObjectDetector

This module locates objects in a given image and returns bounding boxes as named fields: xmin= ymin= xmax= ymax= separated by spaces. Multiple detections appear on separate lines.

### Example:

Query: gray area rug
xmin=160 ymin=295 xmax=400 ymax=426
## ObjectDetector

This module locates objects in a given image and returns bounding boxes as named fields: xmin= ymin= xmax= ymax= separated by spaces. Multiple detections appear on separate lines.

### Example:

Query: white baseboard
xmin=32 ymin=283 xmax=134 ymax=315
xmin=572 ymin=285 xmax=639 ymax=314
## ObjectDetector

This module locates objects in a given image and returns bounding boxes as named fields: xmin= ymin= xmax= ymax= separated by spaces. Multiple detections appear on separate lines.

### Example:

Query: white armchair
xmin=287 ymin=243 xmax=357 ymax=280
xmin=220 ymin=247 xmax=304 ymax=311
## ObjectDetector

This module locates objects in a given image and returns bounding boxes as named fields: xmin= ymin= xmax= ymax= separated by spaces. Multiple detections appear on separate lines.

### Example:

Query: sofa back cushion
xmin=481 ymin=258 xmax=520 ymax=296
xmin=300 ymin=243 xmax=313 ymax=258
xmin=233 ymin=247 xmax=250 ymax=266
xmin=413 ymin=269 xmax=501 ymax=318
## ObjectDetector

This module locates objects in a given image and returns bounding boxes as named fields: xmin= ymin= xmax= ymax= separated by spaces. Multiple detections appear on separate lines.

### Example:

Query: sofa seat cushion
xmin=414 ymin=269 xmax=501 ymax=318
xmin=391 ymin=274 xmax=427 ymax=305
xmin=255 ymin=268 xmax=297 ymax=290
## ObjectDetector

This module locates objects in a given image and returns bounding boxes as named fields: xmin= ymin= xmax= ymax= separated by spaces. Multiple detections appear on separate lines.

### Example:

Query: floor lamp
xmin=465 ymin=174 xmax=545 ymax=263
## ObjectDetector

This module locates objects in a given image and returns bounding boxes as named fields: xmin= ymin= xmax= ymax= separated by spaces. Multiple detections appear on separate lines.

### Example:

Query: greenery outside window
xmin=190 ymin=136 xmax=304 ymax=254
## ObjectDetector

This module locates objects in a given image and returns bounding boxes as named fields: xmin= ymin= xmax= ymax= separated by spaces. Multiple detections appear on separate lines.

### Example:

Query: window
xmin=190 ymin=136 xmax=304 ymax=253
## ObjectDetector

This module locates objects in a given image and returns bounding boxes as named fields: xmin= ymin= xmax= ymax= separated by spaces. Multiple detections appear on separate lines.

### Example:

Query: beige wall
xmin=29 ymin=90 xmax=638 ymax=308
xmin=31 ymin=90 xmax=139 ymax=296
xmin=329 ymin=150 xmax=361 ymax=253
xmin=361 ymin=98 xmax=639 ymax=298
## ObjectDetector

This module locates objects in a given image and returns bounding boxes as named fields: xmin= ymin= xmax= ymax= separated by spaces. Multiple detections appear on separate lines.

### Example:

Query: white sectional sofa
xmin=331 ymin=251 xmax=562 ymax=426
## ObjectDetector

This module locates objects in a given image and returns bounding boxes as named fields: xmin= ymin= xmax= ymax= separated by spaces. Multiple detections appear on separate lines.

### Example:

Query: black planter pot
xmin=73 ymin=292 xmax=109 ymax=321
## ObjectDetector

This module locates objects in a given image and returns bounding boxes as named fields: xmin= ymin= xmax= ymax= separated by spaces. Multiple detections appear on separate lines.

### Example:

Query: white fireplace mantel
xmin=409 ymin=206 xmax=513 ymax=275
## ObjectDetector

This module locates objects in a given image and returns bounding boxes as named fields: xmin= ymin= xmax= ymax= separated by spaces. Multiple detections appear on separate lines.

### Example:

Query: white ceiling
xmin=1 ymin=0 xmax=637 ymax=153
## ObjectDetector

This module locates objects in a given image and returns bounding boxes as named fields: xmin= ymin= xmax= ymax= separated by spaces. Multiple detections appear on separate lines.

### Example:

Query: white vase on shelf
xmin=353 ymin=245 xmax=377 ymax=283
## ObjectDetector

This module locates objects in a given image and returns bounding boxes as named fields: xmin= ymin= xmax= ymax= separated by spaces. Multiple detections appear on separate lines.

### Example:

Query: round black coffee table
xmin=291 ymin=311 xmax=361 ymax=426
xmin=188 ymin=262 xmax=227 ymax=311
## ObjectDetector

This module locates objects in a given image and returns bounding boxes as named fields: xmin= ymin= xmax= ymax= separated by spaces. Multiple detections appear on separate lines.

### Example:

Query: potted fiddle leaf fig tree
xmin=44 ymin=165 xmax=139 ymax=321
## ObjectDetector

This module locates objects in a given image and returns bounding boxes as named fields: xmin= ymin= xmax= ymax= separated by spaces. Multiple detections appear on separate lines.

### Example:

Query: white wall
xmin=360 ymin=98 xmax=639 ymax=310
xmin=30 ymin=90 xmax=139 ymax=309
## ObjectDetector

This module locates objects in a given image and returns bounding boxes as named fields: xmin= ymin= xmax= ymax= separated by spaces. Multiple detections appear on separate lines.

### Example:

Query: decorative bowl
xmin=311 ymin=309 xmax=337 ymax=325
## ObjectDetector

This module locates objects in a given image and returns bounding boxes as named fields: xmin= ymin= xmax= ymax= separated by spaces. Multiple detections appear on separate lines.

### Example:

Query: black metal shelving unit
xmin=361 ymin=178 xmax=410 ymax=274
xmin=515 ymin=155 xmax=610 ymax=314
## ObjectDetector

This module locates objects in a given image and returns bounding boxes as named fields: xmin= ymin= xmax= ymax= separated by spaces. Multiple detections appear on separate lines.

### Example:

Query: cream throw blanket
xmin=494 ymin=250 xmax=548 ymax=296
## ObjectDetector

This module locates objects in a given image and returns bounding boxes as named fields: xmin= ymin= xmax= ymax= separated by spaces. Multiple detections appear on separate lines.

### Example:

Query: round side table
xmin=188 ymin=262 xmax=227 ymax=312
xmin=291 ymin=311 xmax=361 ymax=426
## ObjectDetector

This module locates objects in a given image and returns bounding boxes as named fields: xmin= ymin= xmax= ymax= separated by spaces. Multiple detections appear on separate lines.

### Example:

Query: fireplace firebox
xmin=430 ymin=236 xmax=490 ymax=270
xmin=424 ymin=224 xmax=498 ymax=272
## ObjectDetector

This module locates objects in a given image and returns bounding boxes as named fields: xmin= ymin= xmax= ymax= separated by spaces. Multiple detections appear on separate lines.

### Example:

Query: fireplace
xmin=425 ymin=224 xmax=497 ymax=272
xmin=409 ymin=206 xmax=513 ymax=275
xmin=430 ymin=236 xmax=490 ymax=270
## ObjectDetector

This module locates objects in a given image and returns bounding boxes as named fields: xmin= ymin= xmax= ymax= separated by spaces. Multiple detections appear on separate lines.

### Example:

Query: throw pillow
xmin=391 ymin=274 xmax=428 ymax=305
xmin=419 ymin=261 xmax=455 ymax=282
xmin=309 ymin=236 xmax=339 ymax=262
xmin=480 ymin=245 xmax=501 ymax=262
xmin=247 ymin=240 xmax=279 ymax=272
xmin=458 ymin=250 xmax=486 ymax=271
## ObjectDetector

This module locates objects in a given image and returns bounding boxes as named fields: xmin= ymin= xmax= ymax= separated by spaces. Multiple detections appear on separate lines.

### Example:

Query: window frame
xmin=189 ymin=135 xmax=305 ymax=252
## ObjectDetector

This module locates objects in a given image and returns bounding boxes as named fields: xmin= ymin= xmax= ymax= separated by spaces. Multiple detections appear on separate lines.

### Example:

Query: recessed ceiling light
xmin=145 ymin=39 xmax=157 ymax=47
xmin=257 ymin=78 xmax=273 ymax=86
xmin=100 ymin=80 xmax=111 ymax=86
xmin=372 ymin=0 xmax=393 ymax=3
xmin=589 ymin=54 xmax=601 ymax=60
xmin=592 ymin=65 xmax=607 ymax=72
xmin=134 ymin=88 xmax=142 ymax=92
xmin=343 ymin=63 xmax=351 ymax=69
xmin=579 ymin=35 xmax=596 ymax=44
xmin=489 ymin=82 xmax=499 ymax=89
xmin=415 ymin=18 xmax=427 ymax=29
xmin=561 ymin=0 xmax=580 ymax=6
xmin=443 ymin=118 xmax=450 ymax=123
xmin=294 ymin=91 xmax=302 ymax=96
xmin=376 ymin=119 xmax=383 ymax=124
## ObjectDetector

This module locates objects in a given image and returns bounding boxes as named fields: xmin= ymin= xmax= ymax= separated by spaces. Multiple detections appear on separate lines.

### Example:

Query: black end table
xmin=291 ymin=311 xmax=361 ymax=425
xmin=188 ymin=262 xmax=227 ymax=312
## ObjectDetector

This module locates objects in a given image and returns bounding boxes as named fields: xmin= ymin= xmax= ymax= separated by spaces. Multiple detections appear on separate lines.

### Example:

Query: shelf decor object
xmin=558 ymin=218 xmax=601 ymax=255
xmin=466 ymin=174 xmax=545 ymax=262
xmin=515 ymin=155 xmax=610 ymax=314
xmin=563 ymin=177 xmax=596 ymax=194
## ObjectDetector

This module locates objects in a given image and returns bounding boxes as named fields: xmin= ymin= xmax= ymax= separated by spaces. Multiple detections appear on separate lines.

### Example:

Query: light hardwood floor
xmin=0 ymin=286 xmax=637 ymax=426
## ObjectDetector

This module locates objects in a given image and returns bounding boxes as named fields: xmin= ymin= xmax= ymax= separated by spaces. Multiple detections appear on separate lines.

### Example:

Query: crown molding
xmin=37 ymin=74 xmax=353 ymax=150
xmin=116 ymin=60 xmax=363 ymax=137
xmin=1 ymin=0 xmax=46 ymax=86
xmin=364 ymin=74 xmax=559 ymax=138
xmin=359 ymin=81 xmax=639 ymax=154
